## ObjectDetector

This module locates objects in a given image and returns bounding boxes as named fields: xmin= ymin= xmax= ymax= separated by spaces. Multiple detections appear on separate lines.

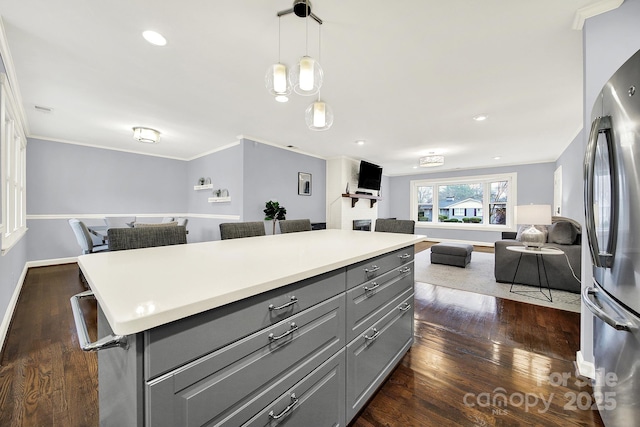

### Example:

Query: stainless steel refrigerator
xmin=583 ymin=48 xmax=640 ymax=427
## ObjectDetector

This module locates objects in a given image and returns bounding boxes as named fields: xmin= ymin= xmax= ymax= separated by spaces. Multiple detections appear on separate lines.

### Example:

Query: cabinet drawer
xmin=346 ymin=289 xmax=414 ymax=421
xmin=146 ymin=294 xmax=345 ymax=427
xmin=145 ymin=268 xmax=345 ymax=379
xmin=243 ymin=349 xmax=345 ymax=427
xmin=346 ymin=262 xmax=413 ymax=342
xmin=346 ymin=246 xmax=414 ymax=290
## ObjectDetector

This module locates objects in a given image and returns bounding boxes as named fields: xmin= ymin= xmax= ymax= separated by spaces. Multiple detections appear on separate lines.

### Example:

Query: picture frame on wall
xmin=298 ymin=172 xmax=312 ymax=196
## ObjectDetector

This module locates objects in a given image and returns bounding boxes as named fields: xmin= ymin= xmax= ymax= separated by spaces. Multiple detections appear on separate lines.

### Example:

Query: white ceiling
xmin=0 ymin=0 xmax=599 ymax=175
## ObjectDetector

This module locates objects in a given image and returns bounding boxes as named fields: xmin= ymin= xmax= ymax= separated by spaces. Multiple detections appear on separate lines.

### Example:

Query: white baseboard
xmin=0 ymin=262 xmax=29 ymax=361
xmin=25 ymin=257 xmax=77 ymax=268
xmin=575 ymin=350 xmax=595 ymax=379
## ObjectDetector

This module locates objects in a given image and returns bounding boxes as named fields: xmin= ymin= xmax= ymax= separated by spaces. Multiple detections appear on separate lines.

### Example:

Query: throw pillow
xmin=515 ymin=225 xmax=549 ymax=242
xmin=548 ymin=221 xmax=578 ymax=245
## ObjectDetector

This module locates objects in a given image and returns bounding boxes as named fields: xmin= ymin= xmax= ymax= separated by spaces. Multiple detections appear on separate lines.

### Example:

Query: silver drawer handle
xmin=364 ymin=265 xmax=380 ymax=273
xmin=70 ymin=290 xmax=127 ymax=352
xmin=269 ymin=296 xmax=298 ymax=311
xmin=269 ymin=393 xmax=299 ymax=420
xmin=398 ymin=253 xmax=411 ymax=259
xmin=399 ymin=267 xmax=411 ymax=274
xmin=364 ymin=328 xmax=380 ymax=341
xmin=399 ymin=303 xmax=412 ymax=312
xmin=363 ymin=282 xmax=379 ymax=292
xmin=269 ymin=322 xmax=298 ymax=341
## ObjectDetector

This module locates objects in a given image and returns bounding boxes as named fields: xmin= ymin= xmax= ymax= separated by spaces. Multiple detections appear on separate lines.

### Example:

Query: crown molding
xmin=572 ymin=0 xmax=624 ymax=30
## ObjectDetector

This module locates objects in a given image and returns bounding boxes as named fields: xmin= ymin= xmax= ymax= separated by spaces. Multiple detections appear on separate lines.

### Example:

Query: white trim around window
xmin=1 ymin=73 xmax=28 ymax=255
xmin=410 ymin=172 xmax=517 ymax=231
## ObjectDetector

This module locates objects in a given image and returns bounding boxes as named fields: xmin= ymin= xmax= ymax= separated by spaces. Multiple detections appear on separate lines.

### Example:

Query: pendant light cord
xmin=278 ymin=16 xmax=282 ymax=63
xmin=305 ymin=0 xmax=309 ymax=56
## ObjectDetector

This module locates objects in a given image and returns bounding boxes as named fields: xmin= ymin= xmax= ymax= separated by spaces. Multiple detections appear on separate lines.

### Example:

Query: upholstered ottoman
xmin=430 ymin=242 xmax=473 ymax=267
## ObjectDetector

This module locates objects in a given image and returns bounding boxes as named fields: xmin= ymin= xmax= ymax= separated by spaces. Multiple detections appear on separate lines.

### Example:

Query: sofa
xmin=494 ymin=217 xmax=582 ymax=293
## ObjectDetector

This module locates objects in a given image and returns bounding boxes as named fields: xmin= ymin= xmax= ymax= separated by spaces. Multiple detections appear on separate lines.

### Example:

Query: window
xmin=1 ymin=74 xmax=27 ymax=254
xmin=410 ymin=173 xmax=516 ymax=229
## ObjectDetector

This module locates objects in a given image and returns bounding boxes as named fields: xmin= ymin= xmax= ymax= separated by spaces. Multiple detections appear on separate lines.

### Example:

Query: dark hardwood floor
xmin=0 ymin=245 xmax=604 ymax=426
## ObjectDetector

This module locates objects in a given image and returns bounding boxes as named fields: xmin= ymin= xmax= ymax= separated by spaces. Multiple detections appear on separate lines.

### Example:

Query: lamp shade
xmin=515 ymin=205 xmax=552 ymax=225
xmin=133 ymin=127 xmax=160 ymax=144
xmin=290 ymin=56 xmax=323 ymax=96
xmin=305 ymin=100 xmax=334 ymax=131
xmin=265 ymin=63 xmax=291 ymax=100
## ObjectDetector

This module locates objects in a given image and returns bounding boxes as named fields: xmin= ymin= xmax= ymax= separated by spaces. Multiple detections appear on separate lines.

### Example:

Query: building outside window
xmin=411 ymin=173 xmax=515 ymax=229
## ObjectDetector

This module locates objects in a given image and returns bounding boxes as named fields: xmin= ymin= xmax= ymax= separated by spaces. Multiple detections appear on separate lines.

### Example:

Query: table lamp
xmin=515 ymin=204 xmax=552 ymax=249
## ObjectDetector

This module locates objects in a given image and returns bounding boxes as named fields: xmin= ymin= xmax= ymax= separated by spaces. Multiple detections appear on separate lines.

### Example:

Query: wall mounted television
xmin=357 ymin=160 xmax=383 ymax=192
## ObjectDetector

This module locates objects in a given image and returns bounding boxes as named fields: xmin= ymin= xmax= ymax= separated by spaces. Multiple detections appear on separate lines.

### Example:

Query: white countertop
xmin=78 ymin=229 xmax=424 ymax=335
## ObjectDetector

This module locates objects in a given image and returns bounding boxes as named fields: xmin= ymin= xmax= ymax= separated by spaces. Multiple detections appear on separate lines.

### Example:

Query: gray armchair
xmin=107 ymin=226 xmax=187 ymax=251
xmin=69 ymin=219 xmax=108 ymax=255
xmin=220 ymin=222 xmax=266 ymax=240
xmin=279 ymin=219 xmax=312 ymax=234
xmin=374 ymin=219 xmax=415 ymax=234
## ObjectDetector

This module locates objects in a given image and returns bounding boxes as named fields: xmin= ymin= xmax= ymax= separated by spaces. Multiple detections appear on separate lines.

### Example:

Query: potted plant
xmin=264 ymin=200 xmax=286 ymax=235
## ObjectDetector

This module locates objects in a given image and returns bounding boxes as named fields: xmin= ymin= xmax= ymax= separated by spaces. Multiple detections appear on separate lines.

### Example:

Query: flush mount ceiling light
xmin=419 ymin=155 xmax=445 ymax=167
xmin=267 ymin=0 xmax=333 ymax=131
xmin=142 ymin=30 xmax=167 ymax=46
xmin=473 ymin=114 xmax=489 ymax=121
xmin=133 ymin=127 xmax=160 ymax=144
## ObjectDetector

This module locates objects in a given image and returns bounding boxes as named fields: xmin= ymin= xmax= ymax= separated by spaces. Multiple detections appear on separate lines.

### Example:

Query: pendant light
xmin=265 ymin=16 xmax=291 ymax=102
xmin=289 ymin=0 xmax=323 ymax=96
xmin=305 ymin=98 xmax=334 ymax=131
xmin=305 ymin=25 xmax=333 ymax=131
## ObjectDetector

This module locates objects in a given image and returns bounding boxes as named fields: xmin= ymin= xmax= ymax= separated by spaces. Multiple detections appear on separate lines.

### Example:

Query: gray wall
xmin=186 ymin=143 xmax=243 ymax=241
xmin=555 ymin=129 xmax=585 ymax=222
xmin=26 ymin=138 xmax=187 ymax=261
xmin=579 ymin=0 xmax=640 ymax=367
xmin=242 ymin=139 xmax=326 ymax=232
xmin=386 ymin=162 xmax=556 ymax=243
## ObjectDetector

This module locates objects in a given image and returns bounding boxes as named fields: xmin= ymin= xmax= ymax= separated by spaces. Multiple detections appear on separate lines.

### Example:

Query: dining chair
xmin=374 ymin=218 xmax=415 ymax=234
xmin=161 ymin=217 xmax=175 ymax=223
xmin=104 ymin=216 xmax=136 ymax=228
xmin=68 ymin=219 xmax=109 ymax=254
xmin=219 ymin=222 xmax=266 ymax=240
xmin=279 ymin=219 xmax=312 ymax=234
xmin=107 ymin=226 xmax=188 ymax=251
xmin=176 ymin=217 xmax=188 ymax=227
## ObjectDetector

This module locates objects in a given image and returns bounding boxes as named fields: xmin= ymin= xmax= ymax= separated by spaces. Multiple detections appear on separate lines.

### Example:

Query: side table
xmin=506 ymin=246 xmax=565 ymax=302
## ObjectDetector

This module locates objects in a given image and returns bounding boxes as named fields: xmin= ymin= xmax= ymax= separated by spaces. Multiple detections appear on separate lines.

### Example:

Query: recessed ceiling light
xmin=142 ymin=30 xmax=167 ymax=46
xmin=493 ymin=156 xmax=501 ymax=160
xmin=355 ymin=140 xmax=365 ymax=146
xmin=275 ymin=95 xmax=289 ymax=103
xmin=473 ymin=114 xmax=488 ymax=121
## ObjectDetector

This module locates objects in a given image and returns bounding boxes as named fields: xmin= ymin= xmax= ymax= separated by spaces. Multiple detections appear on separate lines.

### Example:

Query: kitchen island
xmin=76 ymin=229 xmax=424 ymax=426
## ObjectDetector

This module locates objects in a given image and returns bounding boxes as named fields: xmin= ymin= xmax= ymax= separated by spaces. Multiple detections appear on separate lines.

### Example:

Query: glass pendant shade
xmin=305 ymin=100 xmax=333 ymax=131
xmin=265 ymin=63 xmax=291 ymax=100
xmin=291 ymin=56 xmax=323 ymax=96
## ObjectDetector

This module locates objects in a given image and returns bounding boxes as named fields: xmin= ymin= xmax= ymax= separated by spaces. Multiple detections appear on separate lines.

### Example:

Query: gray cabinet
xmin=96 ymin=245 xmax=415 ymax=426
xmin=146 ymin=295 xmax=345 ymax=427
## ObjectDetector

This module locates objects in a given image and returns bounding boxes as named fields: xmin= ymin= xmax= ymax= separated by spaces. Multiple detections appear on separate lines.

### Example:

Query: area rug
xmin=414 ymin=249 xmax=581 ymax=313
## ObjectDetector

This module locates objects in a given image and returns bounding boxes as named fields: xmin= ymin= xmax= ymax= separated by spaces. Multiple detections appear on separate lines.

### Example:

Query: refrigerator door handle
xmin=582 ymin=283 xmax=634 ymax=332
xmin=584 ymin=115 xmax=617 ymax=268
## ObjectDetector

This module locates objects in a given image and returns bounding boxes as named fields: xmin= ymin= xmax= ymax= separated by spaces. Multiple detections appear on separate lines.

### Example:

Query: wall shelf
xmin=342 ymin=193 xmax=381 ymax=208
xmin=208 ymin=197 xmax=231 ymax=203
xmin=194 ymin=184 xmax=214 ymax=190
